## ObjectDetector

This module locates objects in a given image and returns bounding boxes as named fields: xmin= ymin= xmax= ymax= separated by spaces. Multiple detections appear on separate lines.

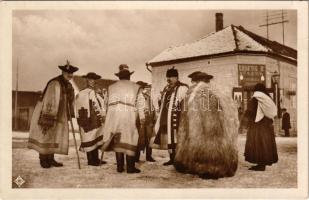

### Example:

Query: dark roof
xmin=236 ymin=26 xmax=297 ymax=60
xmin=147 ymin=25 xmax=297 ymax=66
xmin=73 ymin=76 xmax=117 ymax=91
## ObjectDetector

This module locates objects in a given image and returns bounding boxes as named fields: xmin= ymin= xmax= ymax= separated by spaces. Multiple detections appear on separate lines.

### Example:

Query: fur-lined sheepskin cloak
xmin=174 ymin=82 xmax=239 ymax=178
xmin=28 ymin=75 xmax=75 ymax=155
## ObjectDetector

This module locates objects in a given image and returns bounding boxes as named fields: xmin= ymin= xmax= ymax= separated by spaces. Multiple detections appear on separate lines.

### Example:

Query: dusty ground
xmin=12 ymin=132 xmax=297 ymax=188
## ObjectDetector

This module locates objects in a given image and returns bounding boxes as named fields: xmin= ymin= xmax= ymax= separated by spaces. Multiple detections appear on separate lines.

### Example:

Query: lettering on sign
xmin=238 ymin=64 xmax=266 ymax=86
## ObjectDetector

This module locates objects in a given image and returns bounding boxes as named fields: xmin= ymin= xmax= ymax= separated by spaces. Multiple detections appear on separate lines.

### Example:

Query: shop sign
xmin=238 ymin=64 xmax=266 ymax=86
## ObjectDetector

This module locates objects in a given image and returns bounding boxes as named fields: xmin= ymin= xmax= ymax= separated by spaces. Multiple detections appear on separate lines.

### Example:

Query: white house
xmin=147 ymin=14 xmax=297 ymax=134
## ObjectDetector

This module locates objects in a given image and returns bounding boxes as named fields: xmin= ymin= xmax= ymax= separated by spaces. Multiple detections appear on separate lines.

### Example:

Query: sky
xmin=12 ymin=9 xmax=297 ymax=91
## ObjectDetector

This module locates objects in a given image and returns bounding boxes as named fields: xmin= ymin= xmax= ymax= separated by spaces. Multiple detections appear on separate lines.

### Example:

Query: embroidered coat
xmin=102 ymin=80 xmax=145 ymax=156
xmin=149 ymin=81 xmax=188 ymax=152
xmin=28 ymin=75 xmax=75 ymax=155
xmin=76 ymin=88 xmax=106 ymax=152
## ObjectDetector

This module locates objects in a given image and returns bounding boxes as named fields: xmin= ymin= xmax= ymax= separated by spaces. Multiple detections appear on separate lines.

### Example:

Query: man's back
xmin=108 ymin=80 xmax=140 ymax=106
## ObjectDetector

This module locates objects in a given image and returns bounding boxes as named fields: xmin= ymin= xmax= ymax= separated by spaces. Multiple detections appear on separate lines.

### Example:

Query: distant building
xmin=147 ymin=13 xmax=297 ymax=134
xmin=72 ymin=76 xmax=117 ymax=91
xmin=12 ymin=76 xmax=117 ymax=131
xmin=12 ymin=91 xmax=42 ymax=131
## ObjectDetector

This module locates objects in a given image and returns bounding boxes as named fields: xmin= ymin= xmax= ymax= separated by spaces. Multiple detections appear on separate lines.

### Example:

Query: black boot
xmin=116 ymin=153 xmax=125 ymax=173
xmin=39 ymin=154 xmax=51 ymax=168
xmin=135 ymin=150 xmax=141 ymax=162
xmin=48 ymin=154 xmax=63 ymax=167
xmin=126 ymin=155 xmax=141 ymax=173
xmin=249 ymin=164 xmax=266 ymax=171
xmin=146 ymin=147 xmax=155 ymax=162
xmin=93 ymin=148 xmax=107 ymax=165
xmin=87 ymin=150 xmax=100 ymax=166
xmin=163 ymin=152 xmax=175 ymax=166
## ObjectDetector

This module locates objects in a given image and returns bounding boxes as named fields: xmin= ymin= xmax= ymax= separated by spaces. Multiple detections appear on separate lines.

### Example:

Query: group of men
xmin=28 ymin=61 xmax=156 ymax=173
xmin=28 ymin=60 xmax=239 ymax=178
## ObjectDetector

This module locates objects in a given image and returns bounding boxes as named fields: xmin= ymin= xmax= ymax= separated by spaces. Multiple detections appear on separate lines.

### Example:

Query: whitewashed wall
xmin=151 ymin=54 xmax=297 ymax=133
xmin=265 ymin=57 xmax=297 ymax=131
xmin=151 ymin=55 xmax=239 ymax=110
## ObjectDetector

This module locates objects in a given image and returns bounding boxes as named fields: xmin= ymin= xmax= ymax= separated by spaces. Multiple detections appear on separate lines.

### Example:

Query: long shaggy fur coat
xmin=174 ymin=82 xmax=239 ymax=178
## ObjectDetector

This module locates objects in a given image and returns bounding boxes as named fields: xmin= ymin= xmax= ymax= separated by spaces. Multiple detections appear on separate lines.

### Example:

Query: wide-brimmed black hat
xmin=82 ymin=72 xmax=101 ymax=80
xmin=136 ymin=81 xmax=150 ymax=88
xmin=58 ymin=60 xmax=79 ymax=73
xmin=115 ymin=64 xmax=135 ymax=77
xmin=166 ymin=66 xmax=178 ymax=77
xmin=195 ymin=72 xmax=213 ymax=81
xmin=188 ymin=71 xmax=203 ymax=81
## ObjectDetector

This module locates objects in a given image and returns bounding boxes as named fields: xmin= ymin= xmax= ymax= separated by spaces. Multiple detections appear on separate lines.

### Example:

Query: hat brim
xmin=188 ymin=71 xmax=202 ymax=78
xmin=136 ymin=81 xmax=149 ymax=88
xmin=82 ymin=74 xmax=101 ymax=80
xmin=195 ymin=73 xmax=214 ymax=81
xmin=205 ymin=75 xmax=214 ymax=80
xmin=115 ymin=71 xmax=134 ymax=77
xmin=58 ymin=65 xmax=79 ymax=73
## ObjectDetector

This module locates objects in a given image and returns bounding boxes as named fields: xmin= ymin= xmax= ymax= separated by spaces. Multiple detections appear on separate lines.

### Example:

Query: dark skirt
xmin=244 ymin=117 xmax=278 ymax=165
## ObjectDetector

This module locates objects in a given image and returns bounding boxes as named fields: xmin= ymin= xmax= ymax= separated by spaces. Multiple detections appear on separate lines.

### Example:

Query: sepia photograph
xmin=0 ymin=1 xmax=308 ymax=199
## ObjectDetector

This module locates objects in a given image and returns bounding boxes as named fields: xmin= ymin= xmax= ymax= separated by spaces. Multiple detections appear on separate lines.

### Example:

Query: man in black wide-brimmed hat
xmin=135 ymin=81 xmax=156 ymax=163
xmin=102 ymin=64 xmax=146 ymax=173
xmin=28 ymin=60 xmax=78 ymax=168
xmin=76 ymin=72 xmax=107 ymax=166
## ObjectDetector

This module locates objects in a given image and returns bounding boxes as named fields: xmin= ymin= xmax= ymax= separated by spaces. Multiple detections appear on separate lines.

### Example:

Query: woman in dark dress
xmin=242 ymin=83 xmax=278 ymax=171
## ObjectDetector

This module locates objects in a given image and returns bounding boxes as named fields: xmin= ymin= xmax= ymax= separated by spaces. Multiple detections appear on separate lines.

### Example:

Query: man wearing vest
xmin=28 ymin=60 xmax=78 ymax=168
xmin=76 ymin=72 xmax=107 ymax=166
xmin=102 ymin=64 xmax=146 ymax=173
xmin=135 ymin=81 xmax=156 ymax=163
xmin=150 ymin=67 xmax=188 ymax=166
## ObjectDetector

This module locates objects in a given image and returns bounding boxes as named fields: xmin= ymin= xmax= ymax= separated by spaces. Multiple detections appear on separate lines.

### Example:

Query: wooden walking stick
xmin=99 ymin=147 xmax=105 ymax=167
xmin=67 ymin=103 xmax=81 ymax=169
xmin=77 ymin=125 xmax=84 ymax=152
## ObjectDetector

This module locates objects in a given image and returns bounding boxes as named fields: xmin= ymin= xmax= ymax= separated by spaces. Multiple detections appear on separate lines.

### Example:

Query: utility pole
xmin=14 ymin=59 xmax=19 ymax=130
xmin=259 ymin=10 xmax=289 ymax=45
xmin=266 ymin=10 xmax=269 ymax=39
xmin=281 ymin=10 xmax=285 ymax=45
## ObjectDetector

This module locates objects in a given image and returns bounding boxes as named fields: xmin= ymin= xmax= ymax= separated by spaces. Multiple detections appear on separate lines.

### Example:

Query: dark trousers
xmin=115 ymin=152 xmax=138 ymax=172
xmin=135 ymin=147 xmax=153 ymax=161
xmin=86 ymin=147 xmax=100 ymax=164
xmin=116 ymin=152 xmax=125 ymax=172
xmin=39 ymin=153 xmax=53 ymax=168
xmin=284 ymin=129 xmax=290 ymax=137
xmin=39 ymin=154 xmax=56 ymax=161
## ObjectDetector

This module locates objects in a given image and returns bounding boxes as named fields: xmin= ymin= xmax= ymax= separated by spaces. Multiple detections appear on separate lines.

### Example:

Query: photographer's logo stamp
xmin=14 ymin=176 xmax=25 ymax=188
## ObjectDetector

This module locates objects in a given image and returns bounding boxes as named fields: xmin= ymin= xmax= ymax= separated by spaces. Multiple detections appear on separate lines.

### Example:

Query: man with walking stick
xmin=28 ymin=60 xmax=80 ymax=169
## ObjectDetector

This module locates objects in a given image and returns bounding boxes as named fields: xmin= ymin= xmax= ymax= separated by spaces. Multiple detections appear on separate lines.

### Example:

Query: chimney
xmin=216 ymin=13 xmax=223 ymax=32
